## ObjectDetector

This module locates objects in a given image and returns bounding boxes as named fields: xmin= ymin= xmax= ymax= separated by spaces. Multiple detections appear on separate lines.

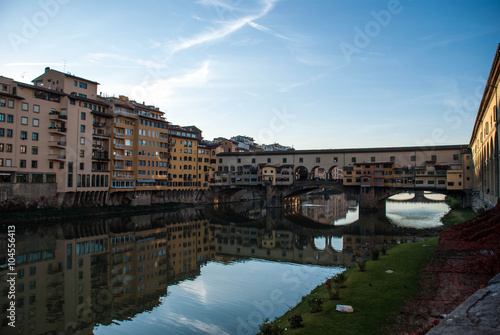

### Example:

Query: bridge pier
xmin=358 ymin=187 xmax=389 ymax=212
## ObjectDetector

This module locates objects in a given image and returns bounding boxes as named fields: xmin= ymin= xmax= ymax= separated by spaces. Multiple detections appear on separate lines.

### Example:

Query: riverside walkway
xmin=427 ymin=272 xmax=500 ymax=334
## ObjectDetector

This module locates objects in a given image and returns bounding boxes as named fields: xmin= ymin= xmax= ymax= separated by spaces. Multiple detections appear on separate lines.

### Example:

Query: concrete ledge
xmin=427 ymin=272 xmax=500 ymax=334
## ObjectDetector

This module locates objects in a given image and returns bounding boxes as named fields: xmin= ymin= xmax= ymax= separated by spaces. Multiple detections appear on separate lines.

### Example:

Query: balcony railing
xmin=48 ymin=154 xmax=66 ymax=160
xmin=115 ymin=143 xmax=125 ymax=148
xmin=115 ymin=133 xmax=125 ymax=138
xmin=114 ymin=166 xmax=124 ymax=170
xmin=49 ymin=140 xmax=66 ymax=147
xmin=48 ymin=126 xmax=67 ymax=133
xmin=92 ymin=151 xmax=109 ymax=160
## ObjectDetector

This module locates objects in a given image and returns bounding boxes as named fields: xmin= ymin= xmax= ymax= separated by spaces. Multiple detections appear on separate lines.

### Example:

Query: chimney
xmin=45 ymin=67 xmax=50 ymax=72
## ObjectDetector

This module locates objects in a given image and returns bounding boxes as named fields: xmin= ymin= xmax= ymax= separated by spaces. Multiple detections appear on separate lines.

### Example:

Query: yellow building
xmin=470 ymin=44 xmax=500 ymax=208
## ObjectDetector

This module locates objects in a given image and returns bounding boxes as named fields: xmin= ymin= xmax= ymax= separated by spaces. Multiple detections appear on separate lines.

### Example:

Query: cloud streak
xmin=169 ymin=0 xmax=278 ymax=55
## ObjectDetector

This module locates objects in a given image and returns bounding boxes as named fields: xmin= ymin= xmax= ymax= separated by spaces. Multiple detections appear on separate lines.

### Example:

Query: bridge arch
xmin=310 ymin=166 xmax=326 ymax=180
xmin=327 ymin=165 xmax=340 ymax=181
xmin=295 ymin=166 xmax=308 ymax=181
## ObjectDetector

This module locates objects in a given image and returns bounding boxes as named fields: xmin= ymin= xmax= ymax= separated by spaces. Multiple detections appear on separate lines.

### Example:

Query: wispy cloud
xmin=129 ymin=60 xmax=211 ymax=105
xmin=248 ymin=21 xmax=291 ymax=40
xmin=169 ymin=0 xmax=278 ymax=55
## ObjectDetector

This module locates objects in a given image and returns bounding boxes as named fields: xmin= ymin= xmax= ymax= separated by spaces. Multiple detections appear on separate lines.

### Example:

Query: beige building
xmin=470 ymin=44 xmax=500 ymax=208
xmin=0 ymin=67 xmax=110 ymax=207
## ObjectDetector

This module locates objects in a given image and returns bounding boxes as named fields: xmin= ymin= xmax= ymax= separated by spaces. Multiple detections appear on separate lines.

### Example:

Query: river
xmin=0 ymin=190 xmax=450 ymax=335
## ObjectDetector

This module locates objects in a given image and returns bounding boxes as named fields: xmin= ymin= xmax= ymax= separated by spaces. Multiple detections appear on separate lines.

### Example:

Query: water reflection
xmin=0 ymin=191 xmax=449 ymax=335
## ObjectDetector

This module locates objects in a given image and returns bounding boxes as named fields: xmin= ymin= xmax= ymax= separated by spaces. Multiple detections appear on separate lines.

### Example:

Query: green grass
xmin=275 ymin=238 xmax=438 ymax=335
xmin=441 ymin=196 xmax=476 ymax=228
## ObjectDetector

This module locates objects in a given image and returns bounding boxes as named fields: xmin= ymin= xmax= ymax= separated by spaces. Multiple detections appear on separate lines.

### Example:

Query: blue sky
xmin=0 ymin=0 xmax=499 ymax=149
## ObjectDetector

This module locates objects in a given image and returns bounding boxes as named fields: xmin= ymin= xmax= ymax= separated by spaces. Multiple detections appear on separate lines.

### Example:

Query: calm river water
xmin=0 ymin=191 xmax=450 ymax=335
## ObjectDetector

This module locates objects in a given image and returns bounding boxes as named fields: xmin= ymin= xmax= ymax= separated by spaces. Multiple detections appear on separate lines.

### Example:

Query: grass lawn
xmin=274 ymin=237 xmax=438 ymax=335
xmin=440 ymin=207 xmax=476 ymax=228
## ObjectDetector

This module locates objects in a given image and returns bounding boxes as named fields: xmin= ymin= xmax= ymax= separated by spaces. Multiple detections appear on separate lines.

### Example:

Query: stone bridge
xmin=211 ymin=181 xmax=471 ymax=211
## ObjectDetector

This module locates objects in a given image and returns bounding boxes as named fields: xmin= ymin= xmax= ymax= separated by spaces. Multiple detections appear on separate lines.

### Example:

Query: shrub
xmin=357 ymin=259 xmax=367 ymax=272
xmin=371 ymin=249 xmax=380 ymax=260
xmin=288 ymin=313 xmax=303 ymax=329
xmin=258 ymin=318 xmax=285 ymax=335
xmin=308 ymin=295 xmax=324 ymax=313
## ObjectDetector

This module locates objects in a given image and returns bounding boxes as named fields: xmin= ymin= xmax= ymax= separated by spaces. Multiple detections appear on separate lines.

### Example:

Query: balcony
xmin=48 ymin=126 xmax=67 ymax=134
xmin=114 ymin=109 xmax=137 ymax=118
xmin=115 ymin=143 xmax=125 ymax=149
xmin=114 ymin=154 xmax=124 ymax=159
xmin=93 ymin=122 xmax=105 ymax=127
xmin=48 ymin=154 xmax=66 ymax=161
xmin=114 ymin=165 xmax=124 ymax=170
xmin=49 ymin=140 xmax=66 ymax=148
xmin=113 ymin=174 xmax=135 ymax=178
xmin=92 ymin=151 xmax=109 ymax=160
xmin=115 ymin=133 xmax=125 ymax=138
xmin=93 ymin=130 xmax=110 ymax=137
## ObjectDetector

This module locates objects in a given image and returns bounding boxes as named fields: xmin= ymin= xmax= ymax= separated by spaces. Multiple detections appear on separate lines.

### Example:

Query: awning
xmin=136 ymin=179 xmax=156 ymax=183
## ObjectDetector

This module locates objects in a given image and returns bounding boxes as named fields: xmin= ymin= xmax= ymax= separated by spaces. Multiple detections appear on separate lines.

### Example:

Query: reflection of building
xmin=0 ymin=211 xmax=215 ymax=334
xmin=299 ymin=193 xmax=349 ymax=224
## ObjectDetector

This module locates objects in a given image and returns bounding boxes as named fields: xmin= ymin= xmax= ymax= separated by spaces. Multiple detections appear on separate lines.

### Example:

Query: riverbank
xmin=264 ymin=203 xmax=485 ymax=335
xmin=0 ymin=202 xmax=194 ymax=226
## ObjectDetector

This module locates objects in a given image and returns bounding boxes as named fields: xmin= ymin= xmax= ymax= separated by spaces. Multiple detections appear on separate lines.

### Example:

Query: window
xmin=21 ymin=117 xmax=28 ymax=125
xmin=79 ymin=163 xmax=84 ymax=170
xmin=32 ymin=119 xmax=39 ymax=127
xmin=33 ymin=105 xmax=39 ymax=113
xmin=81 ymin=112 xmax=86 ymax=120
xmin=79 ymin=82 xmax=87 ymax=89
xmin=0 ymin=144 xmax=3 ymax=151
xmin=32 ymin=133 xmax=38 ymax=141
xmin=8 ymin=100 xmax=14 ymax=108
xmin=252 ymin=158 xmax=256 ymax=163
xmin=352 ymin=157 xmax=356 ymax=163
xmin=6 ymin=144 xmax=12 ymax=152
xmin=80 ymin=125 xmax=85 ymax=132
xmin=7 ymin=115 xmax=13 ymax=123
xmin=0 ymin=128 xmax=3 ymax=136
xmin=79 ymin=150 xmax=84 ymax=158
xmin=316 ymin=157 xmax=320 ymax=163
xmin=6 ymin=129 xmax=12 ymax=137
xmin=20 ymin=145 xmax=27 ymax=154
xmin=299 ymin=158 xmax=303 ymax=163
xmin=410 ymin=155 xmax=416 ymax=161
xmin=80 ymin=137 xmax=85 ymax=145
xmin=20 ymin=160 xmax=26 ymax=168
xmin=453 ymin=154 xmax=459 ymax=160
xmin=74 ymin=80 xmax=78 ymax=87
xmin=0 ymin=99 xmax=5 ymax=107
xmin=0 ymin=114 xmax=4 ymax=121
xmin=267 ymin=158 xmax=271 ymax=163
xmin=283 ymin=158 xmax=287 ymax=163
xmin=31 ymin=161 xmax=37 ymax=168
xmin=1 ymin=84 xmax=6 ymax=91
xmin=390 ymin=156 xmax=395 ymax=162
xmin=20 ymin=131 xmax=27 ymax=140
xmin=431 ymin=155 xmax=437 ymax=161
xmin=31 ymin=146 xmax=38 ymax=155
xmin=371 ymin=156 xmax=376 ymax=162
xmin=22 ymin=103 xmax=28 ymax=111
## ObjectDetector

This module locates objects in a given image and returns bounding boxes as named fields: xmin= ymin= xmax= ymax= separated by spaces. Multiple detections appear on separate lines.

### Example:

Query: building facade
xmin=470 ymin=44 xmax=500 ymax=208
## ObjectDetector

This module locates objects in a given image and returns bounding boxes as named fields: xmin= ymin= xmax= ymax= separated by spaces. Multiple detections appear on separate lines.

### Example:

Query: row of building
xmin=0 ymin=67 xmax=294 ymax=208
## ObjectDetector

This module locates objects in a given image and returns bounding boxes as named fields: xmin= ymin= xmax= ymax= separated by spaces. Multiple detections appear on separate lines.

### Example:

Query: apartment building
xmin=107 ymin=95 xmax=170 ymax=205
xmin=0 ymin=67 xmax=111 ymax=207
